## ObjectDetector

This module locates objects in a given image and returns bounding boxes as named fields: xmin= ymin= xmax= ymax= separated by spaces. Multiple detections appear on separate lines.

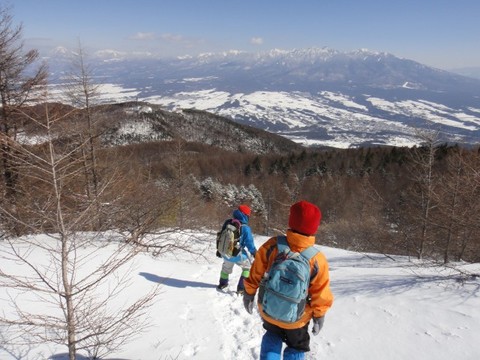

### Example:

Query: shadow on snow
xmin=139 ymin=272 xmax=217 ymax=289
xmin=49 ymin=354 xmax=128 ymax=360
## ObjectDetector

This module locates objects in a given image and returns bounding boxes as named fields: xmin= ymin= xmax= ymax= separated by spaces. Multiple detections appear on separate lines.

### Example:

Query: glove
xmin=216 ymin=251 xmax=222 ymax=258
xmin=243 ymin=292 xmax=255 ymax=314
xmin=312 ymin=316 xmax=325 ymax=335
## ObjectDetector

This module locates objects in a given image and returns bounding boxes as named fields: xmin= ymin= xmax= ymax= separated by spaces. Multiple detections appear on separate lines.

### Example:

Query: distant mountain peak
xmin=52 ymin=46 xmax=71 ymax=55
xmin=187 ymin=47 xmax=397 ymax=65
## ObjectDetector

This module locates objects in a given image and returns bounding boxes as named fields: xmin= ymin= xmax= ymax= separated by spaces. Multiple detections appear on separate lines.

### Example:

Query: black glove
xmin=243 ymin=292 xmax=255 ymax=314
xmin=216 ymin=250 xmax=222 ymax=258
xmin=312 ymin=316 xmax=324 ymax=335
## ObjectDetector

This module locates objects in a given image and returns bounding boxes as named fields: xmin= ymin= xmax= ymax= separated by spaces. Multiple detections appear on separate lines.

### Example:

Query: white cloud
xmin=250 ymin=37 xmax=263 ymax=45
xmin=129 ymin=32 xmax=156 ymax=40
xmin=160 ymin=33 xmax=186 ymax=43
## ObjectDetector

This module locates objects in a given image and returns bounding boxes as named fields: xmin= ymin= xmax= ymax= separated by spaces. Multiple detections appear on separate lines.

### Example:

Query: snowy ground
xmin=1 ymin=231 xmax=479 ymax=360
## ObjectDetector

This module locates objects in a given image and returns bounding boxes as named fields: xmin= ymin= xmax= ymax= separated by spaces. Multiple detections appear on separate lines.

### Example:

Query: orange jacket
xmin=244 ymin=229 xmax=334 ymax=329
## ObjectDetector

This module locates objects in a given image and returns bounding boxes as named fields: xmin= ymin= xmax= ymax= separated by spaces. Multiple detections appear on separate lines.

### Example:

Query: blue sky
xmin=8 ymin=0 xmax=480 ymax=70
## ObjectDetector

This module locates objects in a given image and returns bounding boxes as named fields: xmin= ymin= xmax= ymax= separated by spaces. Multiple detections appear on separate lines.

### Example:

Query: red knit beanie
xmin=238 ymin=204 xmax=251 ymax=217
xmin=288 ymin=200 xmax=321 ymax=235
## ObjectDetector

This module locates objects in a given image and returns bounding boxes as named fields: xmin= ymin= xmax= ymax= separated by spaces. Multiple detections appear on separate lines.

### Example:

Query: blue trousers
xmin=260 ymin=330 xmax=305 ymax=360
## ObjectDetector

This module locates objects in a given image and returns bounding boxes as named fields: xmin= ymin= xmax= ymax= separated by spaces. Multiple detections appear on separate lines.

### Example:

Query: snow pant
xmin=260 ymin=321 xmax=310 ymax=360
xmin=219 ymin=257 xmax=251 ymax=291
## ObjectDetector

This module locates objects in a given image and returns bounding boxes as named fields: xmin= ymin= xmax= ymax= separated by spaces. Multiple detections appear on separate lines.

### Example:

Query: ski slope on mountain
xmin=1 ymin=232 xmax=479 ymax=359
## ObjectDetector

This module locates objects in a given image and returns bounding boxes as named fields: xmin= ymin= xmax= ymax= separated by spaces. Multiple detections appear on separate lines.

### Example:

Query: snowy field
xmin=1 ymin=231 xmax=479 ymax=360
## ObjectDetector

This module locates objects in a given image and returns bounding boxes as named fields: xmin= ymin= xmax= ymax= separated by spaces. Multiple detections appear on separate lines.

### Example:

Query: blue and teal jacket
xmin=222 ymin=209 xmax=257 ymax=263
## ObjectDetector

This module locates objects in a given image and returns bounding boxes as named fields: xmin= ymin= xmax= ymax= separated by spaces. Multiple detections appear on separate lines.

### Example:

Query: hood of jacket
xmin=285 ymin=229 xmax=316 ymax=252
xmin=233 ymin=209 xmax=249 ymax=224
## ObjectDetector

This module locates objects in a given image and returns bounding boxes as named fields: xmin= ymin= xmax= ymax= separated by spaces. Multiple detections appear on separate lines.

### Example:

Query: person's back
xmin=216 ymin=218 xmax=242 ymax=258
xmin=216 ymin=204 xmax=257 ymax=294
xmin=258 ymin=235 xmax=319 ymax=324
xmin=243 ymin=200 xmax=333 ymax=359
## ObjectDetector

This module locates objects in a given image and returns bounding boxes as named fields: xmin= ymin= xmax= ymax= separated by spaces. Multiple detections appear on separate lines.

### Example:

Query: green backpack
xmin=216 ymin=218 xmax=242 ymax=257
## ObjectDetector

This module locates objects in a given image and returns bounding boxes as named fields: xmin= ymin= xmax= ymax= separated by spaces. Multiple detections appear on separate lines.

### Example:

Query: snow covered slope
xmin=1 ymin=231 xmax=479 ymax=359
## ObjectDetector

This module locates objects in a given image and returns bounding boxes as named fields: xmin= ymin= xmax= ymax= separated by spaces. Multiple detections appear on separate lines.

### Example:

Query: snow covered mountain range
xmin=46 ymin=47 xmax=480 ymax=148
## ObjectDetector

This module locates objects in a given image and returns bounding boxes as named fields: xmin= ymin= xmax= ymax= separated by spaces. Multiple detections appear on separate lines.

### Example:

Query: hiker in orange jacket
xmin=243 ymin=200 xmax=333 ymax=359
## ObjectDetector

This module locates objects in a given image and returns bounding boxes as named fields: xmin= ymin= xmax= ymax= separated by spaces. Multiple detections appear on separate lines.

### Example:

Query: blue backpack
xmin=259 ymin=236 xmax=319 ymax=323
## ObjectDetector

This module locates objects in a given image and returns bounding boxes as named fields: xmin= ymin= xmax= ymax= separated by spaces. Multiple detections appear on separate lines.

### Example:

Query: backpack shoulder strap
xmin=301 ymin=245 xmax=320 ymax=260
xmin=230 ymin=218 xmax=241 ymax=229
xmin=302 ymin=246 xmax=320 ymax=282
xmin=276 ymin=235 xmax=289 ymax=253
xmin=277 ymin=235 xmax=319 ymax=260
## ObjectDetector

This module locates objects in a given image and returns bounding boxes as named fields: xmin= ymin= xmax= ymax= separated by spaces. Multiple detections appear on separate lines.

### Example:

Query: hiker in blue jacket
xmin=216 ymin=204 xmax=257 ymax=294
